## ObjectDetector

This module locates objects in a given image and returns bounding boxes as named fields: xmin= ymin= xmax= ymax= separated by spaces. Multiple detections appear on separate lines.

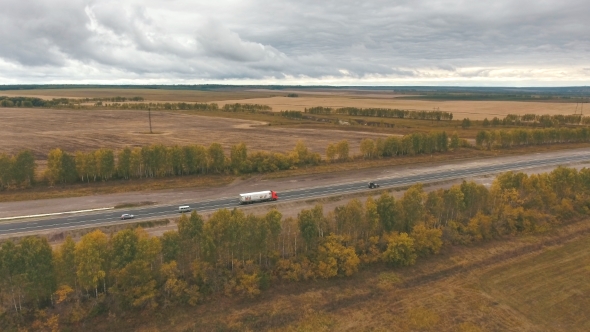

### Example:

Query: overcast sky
xmin=1 ymin=0 xmax=589 ymax=86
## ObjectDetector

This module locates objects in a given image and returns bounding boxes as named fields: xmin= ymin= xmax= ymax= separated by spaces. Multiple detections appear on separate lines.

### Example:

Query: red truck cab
xmin=271 ymin=191 xmax=279 ymax=201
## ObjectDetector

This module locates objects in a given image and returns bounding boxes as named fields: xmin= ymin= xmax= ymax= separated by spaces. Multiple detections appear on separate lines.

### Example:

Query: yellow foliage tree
xmin=382 ymin=232 xmax=417 ymax=267
xmin=75 ymin=230 xmax=108 ymax=297
xmin=315 ymin=235 xmax=360 ymax=278
xmin=411 ymin=224 xmax=443 ymax=257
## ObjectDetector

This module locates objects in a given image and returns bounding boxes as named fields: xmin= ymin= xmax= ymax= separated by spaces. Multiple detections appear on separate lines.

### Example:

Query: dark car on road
xmin=368 ymin=182 xmax=380 ymax=189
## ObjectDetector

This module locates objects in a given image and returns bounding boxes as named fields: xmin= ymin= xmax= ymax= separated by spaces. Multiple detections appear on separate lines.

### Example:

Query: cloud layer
xmin=1 ymin=0 xmax=589 ymax=85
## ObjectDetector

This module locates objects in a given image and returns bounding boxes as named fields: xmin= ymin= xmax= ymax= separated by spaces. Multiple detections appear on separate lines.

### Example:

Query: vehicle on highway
xmin=178 ymin=205 xmax=192 ymax=213
xmin=368 ymin=182 xmax=380 ymax=189
xmin=121 ymin=214 xmax=135 ymax=220
xmin=239 ymin=190 xmax=278 ymax=204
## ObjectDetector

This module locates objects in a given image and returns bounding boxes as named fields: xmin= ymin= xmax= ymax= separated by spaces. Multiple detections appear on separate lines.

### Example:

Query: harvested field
xmin=215 ymin=96 xmax=581 ymax=120
xmin=480 ymin=235 xmax=590 ymax=331
xmin=0 ymin=108 xmax=389 ymax=159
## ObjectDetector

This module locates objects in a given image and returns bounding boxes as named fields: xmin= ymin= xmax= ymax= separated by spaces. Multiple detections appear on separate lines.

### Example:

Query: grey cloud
xmin=0 ymin=0 xmax=589 ymax=84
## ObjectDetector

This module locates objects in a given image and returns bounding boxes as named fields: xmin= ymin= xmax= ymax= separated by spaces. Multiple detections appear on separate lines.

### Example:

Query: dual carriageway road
xmin=2 ymin=150 xmax=590 ymax=236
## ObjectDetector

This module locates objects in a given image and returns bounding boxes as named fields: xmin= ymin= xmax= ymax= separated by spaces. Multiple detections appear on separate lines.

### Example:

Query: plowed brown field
xmin=0 ymin=108 xmax=388 ymax=159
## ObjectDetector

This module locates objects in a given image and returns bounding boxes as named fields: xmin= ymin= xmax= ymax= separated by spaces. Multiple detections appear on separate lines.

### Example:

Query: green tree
xmin=443 ymin=186 xmax=465 ymax=222
xmin=161 ymin=231 xmax=181 ymax=263
xmin=12 ymin=150 xmax=36 ymax=186
xmin=178 ymin=210 xmax=204 ymax=263
xmin=169 ymin=145 xmax=185 ymax=176
xmin=0 ymin=240 xmax=24 ymax=312
xmin=58 ymin=236 xmax=77 ymax=289
xmin=110 ymin=229 xmax=140 ymax=270
xmin=264 ymin=209 xmax=283 ymax=258
xmin=461 ymin=118 xmax=471 ymax=129
xmin=230 ymin=142 xmax=248 ymax=174
xmin=0 ymin=153 xmax=13 ymax=189
xmin=129 ymin=147 xmax=143 ymax=178
xmin=377 ymin=192 xmax=401 ymax=232
xmin=298 ymin=209 xmax=318 ymax=251
xmin=425 ymin=190 xmax=444 ymax=225
xmin=19 ymin=236 xmax=56 ymax=306
xmin=400 ymin=184 xmax=425 ymax=232
xmin=95 ymin=148 xmax=115 ymax=180
xmin=207 ymin=143 xmax=225 ymax=173
xmin=61 ymin=151 xmax=78 ymax=183
xmin=203 ymin=208 xmax=232 ymax=264
xmin=117 ymin=147 xmax=132 ymax=179
xmin=364 ymin=196 xmax=380 ymax=238
xmin=450 ymin=132 xmax=460 ymax=150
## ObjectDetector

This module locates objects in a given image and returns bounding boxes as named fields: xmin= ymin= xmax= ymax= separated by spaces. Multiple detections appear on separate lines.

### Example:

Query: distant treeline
xmin=0 ymin=96 xmax=145 ymax=108
xmin=0 ymin=96 xmax=72 ymax=108
xmin=475 ymin=127 xmax=590 ymax=149
xmin=279 ymin=110 xmax=304 ymax=119
xmin=305 ymin=106 xmax=453 ymax=121
xmin=399 ymin=93 xmax=589 ymax=101
xmin=483 ymin=113 xmax=590 ymax=128
xmin=0 ymin=97 xmax=273 ymax=113
xmin=1 ymin=131 xmax=461 ymax=190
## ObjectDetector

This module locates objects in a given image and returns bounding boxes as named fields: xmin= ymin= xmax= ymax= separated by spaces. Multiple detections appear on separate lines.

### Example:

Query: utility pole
xmin=148 ymin=108 xmax=153 ymax=134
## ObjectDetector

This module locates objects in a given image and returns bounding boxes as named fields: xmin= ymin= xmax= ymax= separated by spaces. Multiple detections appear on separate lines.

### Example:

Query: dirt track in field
xmin=0 ymin=108 xmax=389 ymax=159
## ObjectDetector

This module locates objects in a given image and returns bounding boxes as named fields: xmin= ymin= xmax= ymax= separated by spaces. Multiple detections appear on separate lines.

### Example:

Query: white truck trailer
xmin=239 ymin=190 xmax=278 ymax=204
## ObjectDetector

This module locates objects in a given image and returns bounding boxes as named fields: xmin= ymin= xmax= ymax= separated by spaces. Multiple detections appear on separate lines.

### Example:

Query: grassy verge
xmin=263 ymin=142 xmax=590 ymax=180
xmin=0 ymin=174 xmax=235 ymax=203
xmin=114 ymin=201 xmax=156 ymax=209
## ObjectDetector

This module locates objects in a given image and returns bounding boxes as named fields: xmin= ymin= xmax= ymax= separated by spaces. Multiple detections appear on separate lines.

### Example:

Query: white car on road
xmin=121 ymin=214 xmax=135 ymax=220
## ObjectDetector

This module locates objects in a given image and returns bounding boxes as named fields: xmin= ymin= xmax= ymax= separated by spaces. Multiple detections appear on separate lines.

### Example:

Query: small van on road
xmin=178 ymin=205 xmax=191 ymax=213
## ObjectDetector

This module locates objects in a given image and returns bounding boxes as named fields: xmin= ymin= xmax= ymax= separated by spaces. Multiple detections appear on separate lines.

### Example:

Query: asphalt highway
xmin=2 ymin=151 xmax=590 ymax=236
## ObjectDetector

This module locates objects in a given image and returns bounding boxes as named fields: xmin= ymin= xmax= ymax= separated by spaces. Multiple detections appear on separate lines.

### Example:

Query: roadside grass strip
xmin=0 ymin=207 xmax=114 ymax=222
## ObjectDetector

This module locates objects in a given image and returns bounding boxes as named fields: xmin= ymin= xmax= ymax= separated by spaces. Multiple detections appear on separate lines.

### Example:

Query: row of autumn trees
xmin=42 ymin=142 xmax=323 ymax=186
xmin=482 ymin=113 xmax=590 ymax=128
xmin=5 ymin=131 xmax=461 ymax=188
xmin=0 ymin=96 xmax=273 ymax=113
xmin=475 ymin=127 xmax=590 ymax=149
xmin=2 ymin=165 xmax=589 ymax=329
xmin=305 ymin=106 xmax=453 ymax=121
